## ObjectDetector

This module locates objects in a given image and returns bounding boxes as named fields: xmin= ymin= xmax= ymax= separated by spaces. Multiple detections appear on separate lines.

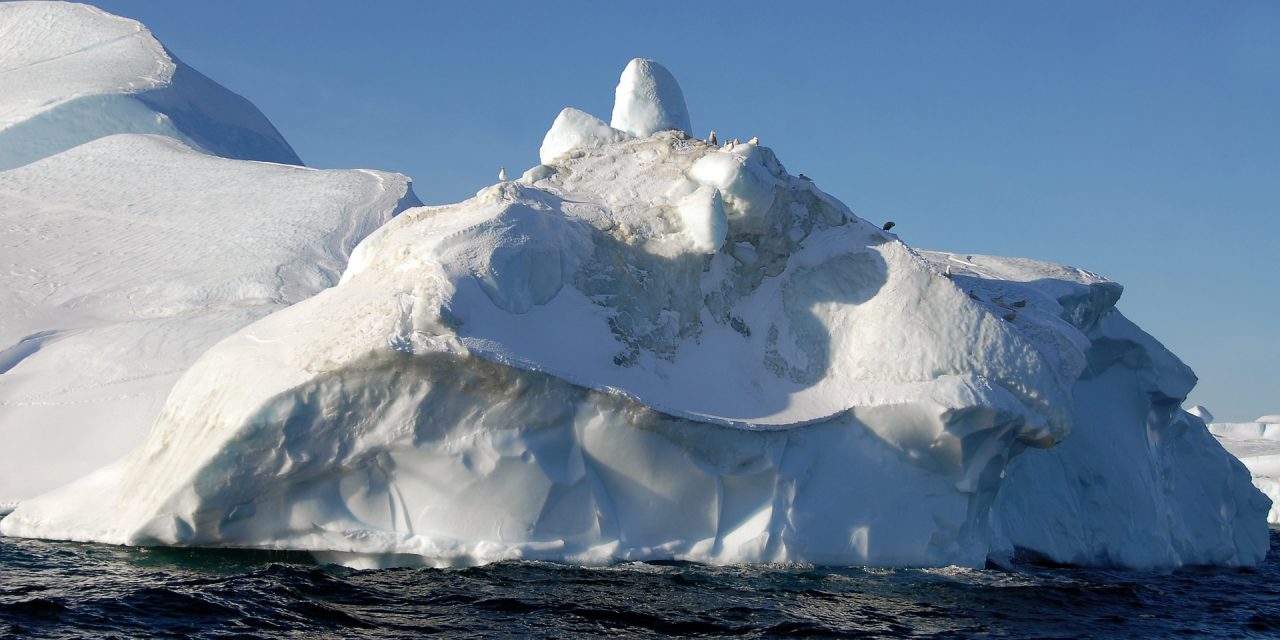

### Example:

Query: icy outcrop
xmin=1208 ymin=414 xmax=1280 ymax=524
xmin=3 ymin=59 xmax=1267 ymax=570
xmin=0 ymin=1 xmax=300 ymax=170
xmin=610 ymin=58 xmax=691 ymax=138
xmin=0 ymin=4 xmax=419 ymax=504
xmin=539 ymin=108 xmax=627 ymax=165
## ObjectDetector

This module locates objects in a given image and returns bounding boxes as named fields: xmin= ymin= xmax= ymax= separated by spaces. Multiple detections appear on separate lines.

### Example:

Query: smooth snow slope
xmin=0 ymin=1 xmax=301 ymax=171
xmin=3 ymin=59 xmax=1265 ymax=569
xmin=0 ymin=134 xmax=417 ymax=503
xmin=0 ymin=3 xmax=419 ymax=505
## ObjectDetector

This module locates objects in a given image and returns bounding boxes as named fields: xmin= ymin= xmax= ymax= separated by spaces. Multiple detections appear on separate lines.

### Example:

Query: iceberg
xmin=0 ymin=3 xmax=418 ymax=504
xmin=2 ymin=54 xmax=1266 ymax=569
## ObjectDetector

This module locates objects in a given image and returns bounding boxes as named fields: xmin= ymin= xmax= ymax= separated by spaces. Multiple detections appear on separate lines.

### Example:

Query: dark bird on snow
xmin=882 ymin=221 xmax=896 ymax=231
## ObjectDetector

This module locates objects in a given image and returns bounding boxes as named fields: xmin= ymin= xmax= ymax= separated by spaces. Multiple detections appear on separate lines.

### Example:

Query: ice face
xmin=610 ymin=58 xmax=692 ymax=138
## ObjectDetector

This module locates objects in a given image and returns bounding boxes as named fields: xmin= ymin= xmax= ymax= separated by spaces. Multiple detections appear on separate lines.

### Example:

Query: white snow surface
xmin=0 ymin=1 xmax=300 ymax=171
xmin=1 ymin=59 xmax=1266 ymax=570
xmin=0 ymin=3 xmax=418 ymax=504
xmin=0 ymin=134 xmax=417 ymax=502
xmin=1209 ymin=414 xmax=1280 ymax=524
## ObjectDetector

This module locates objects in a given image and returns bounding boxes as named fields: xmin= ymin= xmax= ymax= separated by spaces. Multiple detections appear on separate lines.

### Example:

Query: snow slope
xmin=0 ymin=4 xmax=419 ymax=505
xmin=1207 ymin=415 xmax=1280 ymax=524
xmin=0 ymin=1 xmax=300 ymax=171
xmin=2 ymin=59 xmax=1265 ymax=569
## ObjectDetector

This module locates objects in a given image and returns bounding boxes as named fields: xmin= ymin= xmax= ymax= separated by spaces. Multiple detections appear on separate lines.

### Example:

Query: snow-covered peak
xmin=0 ymin=1 xmax=300 ymax=170
xmin=610 ymin=58 xmax=692 ymax=137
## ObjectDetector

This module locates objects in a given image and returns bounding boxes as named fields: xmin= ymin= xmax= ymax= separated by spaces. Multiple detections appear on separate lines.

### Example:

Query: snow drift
xmin=2 ymin=57 xmax=1266 ymax=569
xmin=0 ymin=4 xmax=419 ymax=504
xmin=0 ymin=1 xmax=300 ymax=171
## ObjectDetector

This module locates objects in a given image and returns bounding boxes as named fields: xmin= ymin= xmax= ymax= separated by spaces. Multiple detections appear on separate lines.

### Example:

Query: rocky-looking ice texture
xmin=2 ymin=58 xmax=1267 ymax=569
xmin=1207 ymin=414 xmax=1280 ymax=524
xmin=0 ymin=1 xmax=300 ymax=170
xmin=0 ymin=4 xmax=419 ymax=504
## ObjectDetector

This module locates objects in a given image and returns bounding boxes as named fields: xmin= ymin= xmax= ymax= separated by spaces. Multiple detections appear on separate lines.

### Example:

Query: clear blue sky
xmin=91 ymin=0 xmax=1277 ymax=421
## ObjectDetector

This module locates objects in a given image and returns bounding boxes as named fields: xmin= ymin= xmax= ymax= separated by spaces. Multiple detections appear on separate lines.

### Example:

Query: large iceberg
xmin=0 ymin=3 xmax=418 ymax=506
xmin=2 ymin=56 xmax=1267 ymax=569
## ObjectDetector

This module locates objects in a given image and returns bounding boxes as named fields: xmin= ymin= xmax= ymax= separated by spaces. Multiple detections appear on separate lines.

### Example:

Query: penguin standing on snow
xmin=708 ymin=131 xmax=718 ymax=145
xmin=498 ymin=167 xmax=507 ymax=181
xmin=882 ymin=221 xmax=896 ymax=231
xmin=748 ymin=136 xmax=759 ymax=145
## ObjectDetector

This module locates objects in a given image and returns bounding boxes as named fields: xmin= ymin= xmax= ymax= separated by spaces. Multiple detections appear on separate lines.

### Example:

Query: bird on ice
xmin=748 ymin=136 xmax=759 ymax=145
xmin=882 ymin=221 xmax=896 ymax=231
xmin=498 ymin=167 xmax=507 ymax=181
xmin=708 ymin=131 xmax=718 ymax=145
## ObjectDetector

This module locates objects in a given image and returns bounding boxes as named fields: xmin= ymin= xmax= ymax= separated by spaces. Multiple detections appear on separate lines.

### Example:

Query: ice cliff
xmin=0 ymin=3 xmax=418 ymax=504
xmin=2 ymin=54 xmax=1267 ymax=569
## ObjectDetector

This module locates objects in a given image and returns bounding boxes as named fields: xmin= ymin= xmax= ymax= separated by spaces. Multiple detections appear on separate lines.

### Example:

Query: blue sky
xmin=91 ymin=0 xmax=1278 ymax=420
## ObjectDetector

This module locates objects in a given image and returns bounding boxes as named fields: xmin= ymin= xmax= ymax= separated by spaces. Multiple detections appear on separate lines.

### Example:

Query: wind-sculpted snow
xmin=2 ymin=58 xmax=1267 ymax=569
xmin=0 ymin=3 xmax=418 ymax=504
xmin=0 ymin=1 xmax=300 ymax=170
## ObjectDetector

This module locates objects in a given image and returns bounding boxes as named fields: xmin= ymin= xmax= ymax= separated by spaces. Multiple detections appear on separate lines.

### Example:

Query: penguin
xmin=799 ymin=174 xmax=812 ymax=181
xmin=968 ymin=290 xmax=980 ymax=300
xmin=733 ymin=138 xmax=741 ymax=145
xmin=1002 ymin=310 xmax=1017 ymax=322
xmin=748 ymin=136 xmax=759 ymax=145
xmin=944 ymin=265 xmax=953 ymax=278
xmin=882 ymin=221 xmax=896 ymax=231
xmin=498 ymin=167 xmax=507 ymax=181
xmin=708 ymin=131 xmax=718 ymax=146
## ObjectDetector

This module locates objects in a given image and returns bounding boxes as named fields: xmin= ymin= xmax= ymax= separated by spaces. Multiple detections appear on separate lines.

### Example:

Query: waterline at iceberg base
xmin=2 ymin=57 xmax=1267 ymax=570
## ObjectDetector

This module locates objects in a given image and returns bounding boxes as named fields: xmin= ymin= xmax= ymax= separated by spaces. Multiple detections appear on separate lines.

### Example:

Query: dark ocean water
xmin=2 ymin=528 xmax=1279 ymax=639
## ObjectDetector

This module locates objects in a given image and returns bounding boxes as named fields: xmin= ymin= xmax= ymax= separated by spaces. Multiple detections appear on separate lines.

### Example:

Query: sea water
xmin=2 ymin=526 xmax=1278 ymax=638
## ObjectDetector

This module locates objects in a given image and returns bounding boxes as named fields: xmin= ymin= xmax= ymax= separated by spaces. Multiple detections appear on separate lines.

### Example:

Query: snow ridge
xmin=0 ymin=4 xmax=418 ymax=504
xmin=0 ymin=1 xmax=300 ymax=170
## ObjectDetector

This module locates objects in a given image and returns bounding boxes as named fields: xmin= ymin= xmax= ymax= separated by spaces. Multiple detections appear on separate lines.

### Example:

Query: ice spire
xmin=610 ymin=58 xmax=692 ymax=138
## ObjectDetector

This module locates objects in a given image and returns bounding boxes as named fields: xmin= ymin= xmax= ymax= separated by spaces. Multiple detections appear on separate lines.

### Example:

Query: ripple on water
xmin=0 ymin=530 xmax=1278 ymax=638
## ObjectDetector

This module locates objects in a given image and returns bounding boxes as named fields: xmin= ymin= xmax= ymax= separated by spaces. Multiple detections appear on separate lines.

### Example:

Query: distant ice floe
xmin=1206 ymin=412 xmax=1280 ymax=524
